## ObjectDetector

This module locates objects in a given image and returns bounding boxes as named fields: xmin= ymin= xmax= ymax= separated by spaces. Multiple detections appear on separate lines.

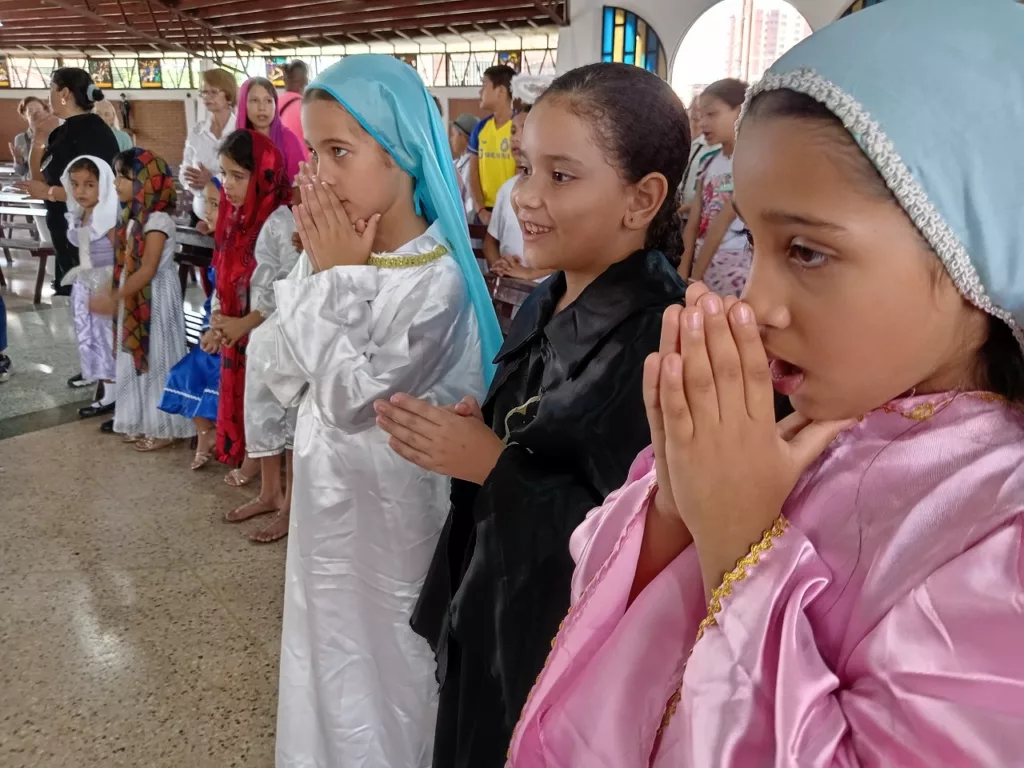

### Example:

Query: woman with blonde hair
xmin=180 ymin=68 xmax=237 ymax=223
xmin=94 ymin=99 xmax=133 ymax=151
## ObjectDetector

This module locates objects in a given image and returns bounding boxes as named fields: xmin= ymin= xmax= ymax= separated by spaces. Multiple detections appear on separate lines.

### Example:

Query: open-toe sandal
xmin=191 ymin=428 xmax=216 ymax=470
xmin=224 ymin=468 xmax=260 ymax=487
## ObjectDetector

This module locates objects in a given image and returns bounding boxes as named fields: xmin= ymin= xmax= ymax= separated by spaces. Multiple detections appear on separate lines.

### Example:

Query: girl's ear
xmin=624 ymin=172 xmax=669 ymax=233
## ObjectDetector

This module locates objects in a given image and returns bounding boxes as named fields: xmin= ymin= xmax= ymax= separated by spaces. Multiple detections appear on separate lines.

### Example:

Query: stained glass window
xmin=601 ymin=6 xmax=667 ymax=79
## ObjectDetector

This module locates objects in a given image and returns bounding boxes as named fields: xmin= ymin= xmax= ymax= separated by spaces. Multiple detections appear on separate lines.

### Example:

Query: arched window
xmin=601 ymin=6 xmax=667 ymax=79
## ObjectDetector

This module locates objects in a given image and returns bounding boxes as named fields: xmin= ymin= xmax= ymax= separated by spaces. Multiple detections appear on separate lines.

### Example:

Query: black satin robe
xmin=412 ymin=249 xmax=687 ymax=768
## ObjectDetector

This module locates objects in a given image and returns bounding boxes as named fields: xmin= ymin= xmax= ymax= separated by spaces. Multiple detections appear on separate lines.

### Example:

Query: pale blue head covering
xmin=743 ymin=0 xmax=1024 ymax=348
xmin=308 ymin=54 xmax=503 ymax=381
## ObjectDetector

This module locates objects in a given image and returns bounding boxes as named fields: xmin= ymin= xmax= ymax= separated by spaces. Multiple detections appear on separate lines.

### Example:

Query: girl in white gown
xmin=245 ymin=55 xmax=503 ymax=768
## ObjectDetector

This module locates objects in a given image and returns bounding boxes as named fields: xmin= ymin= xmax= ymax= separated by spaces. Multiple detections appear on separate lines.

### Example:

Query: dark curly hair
xmin=538 ymin=63 xmax=691 ymax=263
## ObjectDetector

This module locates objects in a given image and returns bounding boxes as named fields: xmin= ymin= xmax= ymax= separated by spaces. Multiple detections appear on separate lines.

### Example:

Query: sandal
xmin=122 ymin=433 xmax=144 ymax=443
xmin=225 ymin=495 xmax=278 ymax=523
xmin=224 ymin=467 xmax=260 ymax=487
xmin=134 ymin=437 xmax=178 ymax=452
xmin=249 ymin=510 xmax=289 ymax=543
xmin=191 ymin=428 xmax=216 ymax=470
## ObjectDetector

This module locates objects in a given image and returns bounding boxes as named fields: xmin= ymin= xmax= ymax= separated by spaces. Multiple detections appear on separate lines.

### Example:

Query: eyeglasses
xmin=199 ymin=89 xmax=222 ymax=98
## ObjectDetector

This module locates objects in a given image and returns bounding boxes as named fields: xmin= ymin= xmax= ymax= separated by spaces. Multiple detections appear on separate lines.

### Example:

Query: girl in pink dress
xmin=510 ymin=0 xmax=1024 ymax=765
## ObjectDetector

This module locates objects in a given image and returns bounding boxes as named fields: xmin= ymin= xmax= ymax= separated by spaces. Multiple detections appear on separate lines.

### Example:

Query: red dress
xmin=213 ymin=130 xmax=293 ymax=466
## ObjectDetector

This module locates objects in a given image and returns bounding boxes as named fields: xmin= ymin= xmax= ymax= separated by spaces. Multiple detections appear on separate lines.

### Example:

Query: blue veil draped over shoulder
xmin=308 ymin=54 xmax=503 ymax=383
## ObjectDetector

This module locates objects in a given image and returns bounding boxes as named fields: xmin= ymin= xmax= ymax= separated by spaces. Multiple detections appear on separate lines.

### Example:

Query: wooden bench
xmin=0 ymin=238 xmax=54 ymax=304
xmin=174 ymin=226 xmax=214 ymax=298
xmin=490 ymin=276 xmax=536 ymax=333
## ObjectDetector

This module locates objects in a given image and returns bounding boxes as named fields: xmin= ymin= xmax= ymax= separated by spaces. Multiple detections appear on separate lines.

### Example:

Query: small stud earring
xmin=61 ymin=97 xmax=67 ymax=106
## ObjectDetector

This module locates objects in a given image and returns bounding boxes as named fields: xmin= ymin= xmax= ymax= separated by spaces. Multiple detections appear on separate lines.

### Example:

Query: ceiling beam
xmin=202 ymin=0 xmax=527 ymax=26
xmin=33 ymin=0 xmax=247 ymax=71
xmin=209 ymin=4 xmax=543 ymax=36
xmin=0 ymin=0 xmax=266 ymax=52
xmin=153 ymin=0 xmax=267 ymax=51
xmin=531 ymin=0 xmax=563 ymax=26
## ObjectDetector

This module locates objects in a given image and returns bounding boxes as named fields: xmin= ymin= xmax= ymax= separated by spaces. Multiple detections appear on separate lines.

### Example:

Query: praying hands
xmin=373 ymin=394 xmax=504 ymax=485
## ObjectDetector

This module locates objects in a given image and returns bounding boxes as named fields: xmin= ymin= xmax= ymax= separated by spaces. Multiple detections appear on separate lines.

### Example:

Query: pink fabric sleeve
xmin=681 ymin=515 xmax=1024 ymax=768
xmin=569 ymin=446 xmax=655 ymax=603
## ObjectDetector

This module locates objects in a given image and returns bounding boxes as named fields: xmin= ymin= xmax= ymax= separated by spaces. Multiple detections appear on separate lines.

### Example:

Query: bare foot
xmin=225 ymin=495 xmax=279 ymax=523
xmin=250 ymin=508 xmax=289 ymax=543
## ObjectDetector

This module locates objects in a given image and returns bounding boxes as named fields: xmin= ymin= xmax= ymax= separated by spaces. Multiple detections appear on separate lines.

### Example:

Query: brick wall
xmin=446 ymin=98 xmax=489 ymax=122
xmin=127 ymin=100 xmax=187 ymax=166
xmin=0 ymin=98 xmax=187 ymax=169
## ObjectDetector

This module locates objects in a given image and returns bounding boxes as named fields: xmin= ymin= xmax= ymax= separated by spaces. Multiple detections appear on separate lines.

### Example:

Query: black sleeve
xmin=41 ymin=129 xmax=75 ymax=186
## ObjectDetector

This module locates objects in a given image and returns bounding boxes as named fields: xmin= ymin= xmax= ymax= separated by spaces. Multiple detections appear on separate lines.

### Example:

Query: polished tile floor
xmin=0 ymin=255 xmax=92 ymax=427
xmin=1 ymin=251 xmax=283 ymax=768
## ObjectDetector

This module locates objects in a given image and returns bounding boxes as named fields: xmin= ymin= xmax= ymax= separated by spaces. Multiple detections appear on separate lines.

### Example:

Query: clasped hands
xmin=645 ymin=282 xmax=853 ymax=598
xmin=373 ymin=394 xmax=505 ymax=486
xmin=209 ymin=312 xmax=260 ymax=349
xmin=491 ymin=257 xmax=548 ymax=281
xmin=293 ymin=161 xmax=381 ymax=272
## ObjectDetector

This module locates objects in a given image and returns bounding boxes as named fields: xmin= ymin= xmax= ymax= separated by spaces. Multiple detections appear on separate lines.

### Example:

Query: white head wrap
xmin=511 ymin=74 xmax=556 ymax=107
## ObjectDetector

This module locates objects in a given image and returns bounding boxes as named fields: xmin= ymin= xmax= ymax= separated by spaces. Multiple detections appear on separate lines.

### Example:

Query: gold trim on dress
xmin=657 ymin=515 xmax=789 ymax=740
xmin=879 ymin=391 xmax=1024 ymax=421
xmin=367 ymin=244 xmax=447 ymax=269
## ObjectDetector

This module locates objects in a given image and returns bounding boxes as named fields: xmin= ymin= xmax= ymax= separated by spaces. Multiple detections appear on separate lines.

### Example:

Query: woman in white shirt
xmin=180 ymin=68 xmax=237 ymax=224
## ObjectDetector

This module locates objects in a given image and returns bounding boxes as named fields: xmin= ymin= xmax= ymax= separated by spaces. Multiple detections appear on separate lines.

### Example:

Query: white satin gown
xmin=247 ymin=223 xmax=486 ymax=768
xmin=244 ymin=205 xmax=302 ymax=458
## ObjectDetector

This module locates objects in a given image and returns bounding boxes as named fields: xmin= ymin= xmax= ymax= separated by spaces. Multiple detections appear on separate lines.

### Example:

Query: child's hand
xmin=89 ymin=288 xmax=118 ymax=316
xmin=660 ymin=286 xmax=853 ymax=597
xmin=211 ymin=314 xmax=248 ymax=348
xmin=294 ymin=162 xmax=380 ymax=272
xmin=199 ymin=329 xmax=221 ymax=354
xmin=373 ymin=394 xmax=504 ymax=485
xmin=643 ymin=304 xmax=689 ymax=527
xmin=443 ymin=396 xmax=485 ymax=421
xmin=493 ymin=260 xmax=546 ymax=281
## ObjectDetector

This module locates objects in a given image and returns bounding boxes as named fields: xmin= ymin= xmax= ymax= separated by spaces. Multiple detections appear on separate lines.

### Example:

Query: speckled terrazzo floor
xmin=0 ymin=419 xmax=285 ymax=768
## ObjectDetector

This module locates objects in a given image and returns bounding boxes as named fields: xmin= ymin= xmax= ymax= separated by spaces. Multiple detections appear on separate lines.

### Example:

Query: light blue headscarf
xmin=743 ymin=0 xmax=1024 ymax=349
xmin=308 ymin=54 xmax=503 ymax=382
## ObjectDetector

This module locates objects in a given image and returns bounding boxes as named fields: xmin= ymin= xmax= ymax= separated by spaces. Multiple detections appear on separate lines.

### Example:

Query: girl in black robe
xmin=374 ymin=63 xmax=692 ymax=767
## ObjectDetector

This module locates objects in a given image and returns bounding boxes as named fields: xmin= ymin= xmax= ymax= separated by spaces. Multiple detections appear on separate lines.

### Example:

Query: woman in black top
xmin=16 ymin=67 xmax=120 ymax=293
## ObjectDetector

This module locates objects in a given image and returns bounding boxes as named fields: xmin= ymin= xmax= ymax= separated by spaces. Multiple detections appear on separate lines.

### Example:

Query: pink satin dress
xmin=510 ymin=392 xmax=1024 ymax=767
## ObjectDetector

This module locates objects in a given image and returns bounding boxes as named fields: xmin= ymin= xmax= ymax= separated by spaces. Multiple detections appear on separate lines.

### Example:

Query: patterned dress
xmin=696 ymin=152 xmax=752 ymax=297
